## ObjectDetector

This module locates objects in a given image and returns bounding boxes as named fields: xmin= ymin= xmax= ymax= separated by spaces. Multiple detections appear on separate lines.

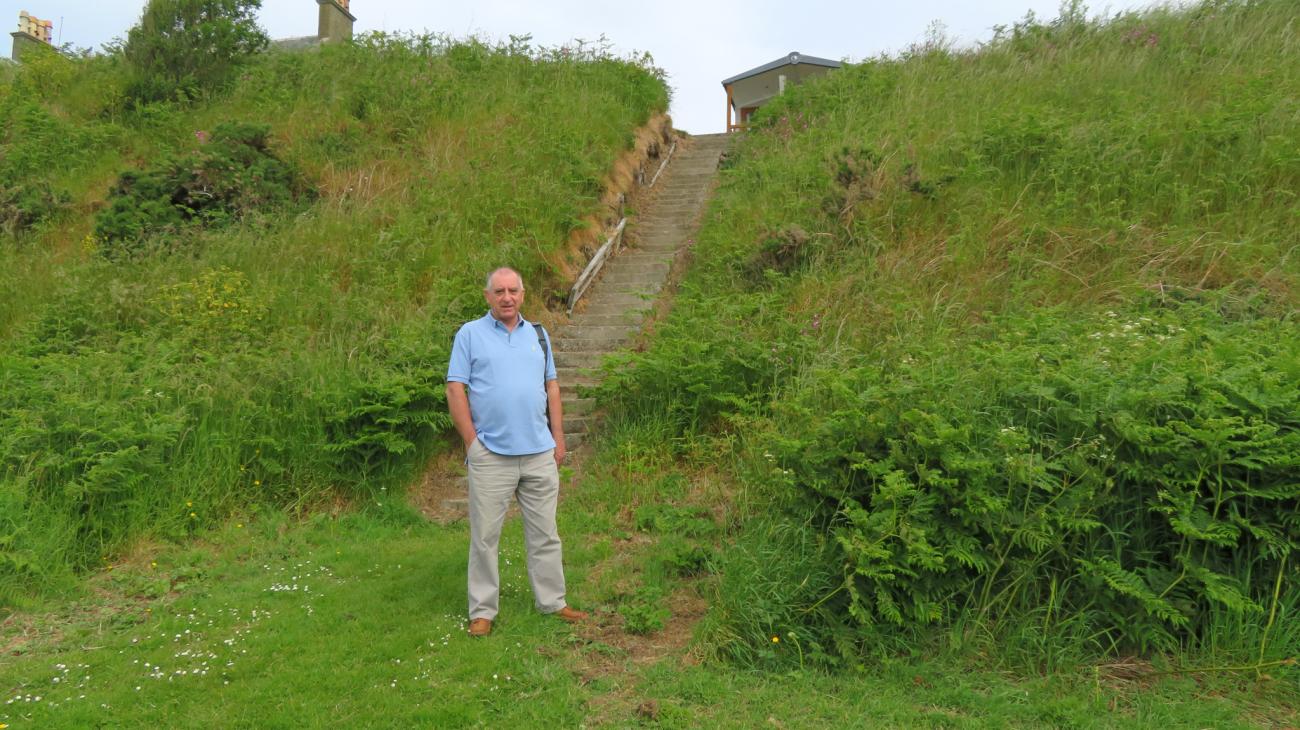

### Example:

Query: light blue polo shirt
xmin=447 ymin=312 xmax=557 ymax=456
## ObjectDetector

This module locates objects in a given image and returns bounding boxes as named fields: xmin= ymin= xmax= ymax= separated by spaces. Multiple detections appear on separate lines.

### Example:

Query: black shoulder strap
xmin=535 ymin=323 xmax=550 ymax=382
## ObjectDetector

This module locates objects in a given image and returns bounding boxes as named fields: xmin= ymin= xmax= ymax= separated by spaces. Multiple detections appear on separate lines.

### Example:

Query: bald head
xmin=485 ymin=267 xmax=524 ymax=292
xmin=484 ymin=267 xmax=525 ymax=328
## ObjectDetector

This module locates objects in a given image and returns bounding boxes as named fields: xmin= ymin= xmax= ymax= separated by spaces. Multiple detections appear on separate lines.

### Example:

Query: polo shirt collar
xmin=484 ymin=311 xmax=531 ymax=332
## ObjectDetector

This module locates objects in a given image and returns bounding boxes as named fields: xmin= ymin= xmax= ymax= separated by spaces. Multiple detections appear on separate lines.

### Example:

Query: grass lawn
xmin=3 ymin=451 xmax=1295 ymax=728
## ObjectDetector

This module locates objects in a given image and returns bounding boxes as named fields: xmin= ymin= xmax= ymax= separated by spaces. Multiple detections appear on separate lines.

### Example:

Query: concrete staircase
xmin=434 ymin=134 xmax=729 ymax=516
xmin=556 ymin=133 xmax=731 ymax=449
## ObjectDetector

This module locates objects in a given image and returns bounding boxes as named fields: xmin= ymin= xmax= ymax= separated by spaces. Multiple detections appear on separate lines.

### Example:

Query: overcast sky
xmin=6 ymin=0 xmax=1165 ymax=132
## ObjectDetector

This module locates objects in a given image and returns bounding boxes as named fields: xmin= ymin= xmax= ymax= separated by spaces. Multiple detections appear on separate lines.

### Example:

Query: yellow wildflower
xmin=771 ymin=636 xmax=780 ymax=643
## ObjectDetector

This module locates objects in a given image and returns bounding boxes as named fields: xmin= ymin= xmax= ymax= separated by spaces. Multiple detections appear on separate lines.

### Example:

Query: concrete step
xmin=598 ymin=266 xmax=672 ymax=280
xmin=556 ymin=337 xmax=631 ymax=352
xmin=598 ymin=272 xmax=668 ymax=286
xmin=555 ymin=323 xmax=640 ymax=339
xmin=556 ymin=366 xmax=601 ymax=383
xmin=559 ymin=382 xmax=595 ymax=399
xmin=555 ymin=335 xmax=635 ymax=350
xmin=566 ymin=312 xmax=647 ymax=326
xmin=626 ymin=244 xmax=681 ymax=255
xmin=562 ymin=415 xmax=594 ymax=434
xmin=581 ymin=302 xmax=653 ymax=317
xmin=645 ymin=202 xmax=703 ymax=212
xmin=583 ymin=292 xmax=655 ymax=308
xmin=631 ymin=223 xmax=693 ymax=233
xmin=554 ymin=350 xmax=609 ymax=368
xmin=617 ymin=251 xmax=677 ymax=264
xmin=649 ymin=193 xmax=709 ymax=201
xmin=631 ymin=227 xmax=691 ymax=237
xmin=629 ymin=229 xmax=689 ymax=241
xmin=564 ymin=397 xmax=597 ymax=415
xmin=594 ymin=286 xmax=662 ymax=300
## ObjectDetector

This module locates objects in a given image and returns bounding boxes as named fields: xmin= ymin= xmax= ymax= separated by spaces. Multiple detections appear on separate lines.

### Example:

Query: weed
xmin=619 ymin=585 xmax=670 ymax=635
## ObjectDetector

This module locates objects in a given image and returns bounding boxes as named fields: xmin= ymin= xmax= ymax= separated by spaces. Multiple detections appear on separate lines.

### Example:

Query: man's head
xmin=484 ymin=267 xmax=525 ymax=325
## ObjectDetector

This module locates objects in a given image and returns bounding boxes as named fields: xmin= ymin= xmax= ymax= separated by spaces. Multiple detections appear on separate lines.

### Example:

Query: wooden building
xmin=721 ymin=51 xmax=840 ymax=132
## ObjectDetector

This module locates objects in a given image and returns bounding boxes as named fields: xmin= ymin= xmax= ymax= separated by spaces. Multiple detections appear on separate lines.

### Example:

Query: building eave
xmin=721 ymin=51 xmax=841 ymax=87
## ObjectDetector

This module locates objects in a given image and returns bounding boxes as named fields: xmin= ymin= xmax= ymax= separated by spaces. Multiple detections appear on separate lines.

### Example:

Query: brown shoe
xmin=468 ymin=618 xmax=492 ymax=637
xmin=554 ymin=606 xmax=588 ymax=623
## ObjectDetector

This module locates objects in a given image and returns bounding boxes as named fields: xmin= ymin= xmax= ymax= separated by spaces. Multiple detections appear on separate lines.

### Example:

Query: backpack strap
xmin=535 ymin=323 xmax=553 ymax=430
xmin=535 ymin=323 xmax=551 ymax=383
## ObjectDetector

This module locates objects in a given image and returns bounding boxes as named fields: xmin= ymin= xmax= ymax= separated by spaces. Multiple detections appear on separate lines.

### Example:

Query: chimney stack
xmin=11 ymin=10 xmax=54 ymax=62
xmin=317 ymin=0 xmax=355 ymax=44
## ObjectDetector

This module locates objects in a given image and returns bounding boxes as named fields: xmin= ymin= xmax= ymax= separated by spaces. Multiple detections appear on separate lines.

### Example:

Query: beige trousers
xmin=466 ymin=439 xmax=566 ymax=620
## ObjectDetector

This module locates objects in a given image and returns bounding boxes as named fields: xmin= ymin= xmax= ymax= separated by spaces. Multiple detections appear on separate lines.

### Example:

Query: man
xmin=446 ymin=267 xmax=588 ymax=637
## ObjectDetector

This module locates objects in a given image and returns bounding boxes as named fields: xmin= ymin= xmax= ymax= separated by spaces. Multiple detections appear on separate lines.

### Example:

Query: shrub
xmin=0 ymin=182 xmax=68 ymax=236
xmin=122 ymin=0 xmax=268 ymax=105
xmin=93 ymin=122 xmax=311 ymax=257
xmin=814 ymin=306 xmax=1296 ymax=652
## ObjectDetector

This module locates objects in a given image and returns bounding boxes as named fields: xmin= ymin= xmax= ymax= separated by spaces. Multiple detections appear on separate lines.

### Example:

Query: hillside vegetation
xmin=0 ymin=33 xmax=667 ymax=604
xmin=602 ymin=0 xmax=1298 ymax=666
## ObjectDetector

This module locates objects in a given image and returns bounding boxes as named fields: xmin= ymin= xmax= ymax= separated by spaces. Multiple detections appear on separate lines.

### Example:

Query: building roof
xmin=721 ymin=51 xmax=841 ymax=87
xmin=271 ymin=35 xmax=321 ymax=51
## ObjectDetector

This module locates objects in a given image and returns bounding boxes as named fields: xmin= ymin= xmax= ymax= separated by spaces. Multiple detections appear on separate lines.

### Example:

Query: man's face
xmin=485 ymin=271 xmax=525 ymax=323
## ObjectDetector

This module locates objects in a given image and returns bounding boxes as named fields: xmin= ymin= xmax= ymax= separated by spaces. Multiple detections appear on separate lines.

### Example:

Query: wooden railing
xmin=566 ymin=140 xmax=677 ymax=314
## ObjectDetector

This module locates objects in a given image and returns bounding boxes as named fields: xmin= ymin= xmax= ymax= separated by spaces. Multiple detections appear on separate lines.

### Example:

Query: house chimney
xmin=317 ymin=0 xmax=355 ymax=44
xmin=11 ymin=10 xmax=54 ymax=62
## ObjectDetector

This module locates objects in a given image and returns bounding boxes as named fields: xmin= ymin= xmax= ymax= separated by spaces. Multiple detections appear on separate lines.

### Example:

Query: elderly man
xmin=446 ymin=267 xmax=588 ymax=637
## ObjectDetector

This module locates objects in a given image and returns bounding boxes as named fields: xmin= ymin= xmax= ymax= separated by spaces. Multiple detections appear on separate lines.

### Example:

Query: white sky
xmin=6 ymin=0 xmax=1164 ymax=132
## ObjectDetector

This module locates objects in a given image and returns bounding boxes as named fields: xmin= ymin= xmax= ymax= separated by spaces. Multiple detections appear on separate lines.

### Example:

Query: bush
xmin=93 ymin=122 xmax=311 ymax=257
xmin=770 ymin=306 xmax=1299 ymax=653
xmin=122 ymin=0 xmax=268 ymax=105
xmin=0 ymin=181 xmax=68 ymax=236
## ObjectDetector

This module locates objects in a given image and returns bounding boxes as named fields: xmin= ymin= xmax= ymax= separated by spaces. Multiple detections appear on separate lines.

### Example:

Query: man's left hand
xmin=554 ymin=440 xmax=566 ymax=465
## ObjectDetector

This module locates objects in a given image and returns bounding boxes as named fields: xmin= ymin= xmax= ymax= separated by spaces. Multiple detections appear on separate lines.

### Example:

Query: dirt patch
xmin=409 ymin=444 xmax=471 ymax=524
xmin=570 ymin=580 xmax=709 ymax=726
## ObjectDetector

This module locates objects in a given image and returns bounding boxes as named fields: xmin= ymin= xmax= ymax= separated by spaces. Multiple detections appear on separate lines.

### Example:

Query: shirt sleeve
xmin=447 ymin=326 xmax=471 ymax=384
xmin=543 ymin=327 xmax=558 ymax=382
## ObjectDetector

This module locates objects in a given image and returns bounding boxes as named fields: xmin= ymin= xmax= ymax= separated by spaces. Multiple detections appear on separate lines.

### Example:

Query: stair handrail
xmin=647 ymin=140 xmax=677 ymax=188
xmin=567 ymin=217 xmax=626 ymax=315
xmin=566 ymin=139 xmax=677 ymax=314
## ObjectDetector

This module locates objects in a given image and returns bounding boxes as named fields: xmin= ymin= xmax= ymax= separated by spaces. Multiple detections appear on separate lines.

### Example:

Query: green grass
xmin=4 ymin=1 xmax=1300 ymax=723
xmin=0 ymin=32 xmax=667 ymax=602
xmin=3 ymin=444 xmax=1295 ymax=728
xmin=597 ymin=0 xmax=1300 ymax=664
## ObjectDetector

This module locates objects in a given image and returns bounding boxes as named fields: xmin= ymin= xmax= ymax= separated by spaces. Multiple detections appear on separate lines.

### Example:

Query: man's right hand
xmin=446 ymin=382 xmax=478 ymax=453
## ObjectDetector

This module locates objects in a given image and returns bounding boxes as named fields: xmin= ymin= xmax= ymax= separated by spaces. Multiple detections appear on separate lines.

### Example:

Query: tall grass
xmin=599 ymin=0 xmax=1299 ymax=667
xmin=0 ymin=33 xmax=667 ymax=604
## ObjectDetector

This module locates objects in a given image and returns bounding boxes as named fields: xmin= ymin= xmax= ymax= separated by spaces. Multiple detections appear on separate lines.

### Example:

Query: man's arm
xmin=546 ymin=378 xmax=565 ymax=465
xmin=446 ymin=382 xmax=476 ymax=449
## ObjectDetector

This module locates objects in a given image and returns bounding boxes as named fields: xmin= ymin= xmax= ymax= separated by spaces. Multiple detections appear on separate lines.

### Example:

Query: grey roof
xmin=721 ymin=51 xmax=841 ymax=86
xmin=271 ymin=35 xmax=322 ymax=51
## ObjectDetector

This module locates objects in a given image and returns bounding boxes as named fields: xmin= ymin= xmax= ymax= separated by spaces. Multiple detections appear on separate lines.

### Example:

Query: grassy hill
xmin=0 ymin=33 xmax=667 ymax=603
xmin=601 ymin=0 xmax=1299 ymax=667
xmin=2 ymin=2 xmax=1299 ymax=726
